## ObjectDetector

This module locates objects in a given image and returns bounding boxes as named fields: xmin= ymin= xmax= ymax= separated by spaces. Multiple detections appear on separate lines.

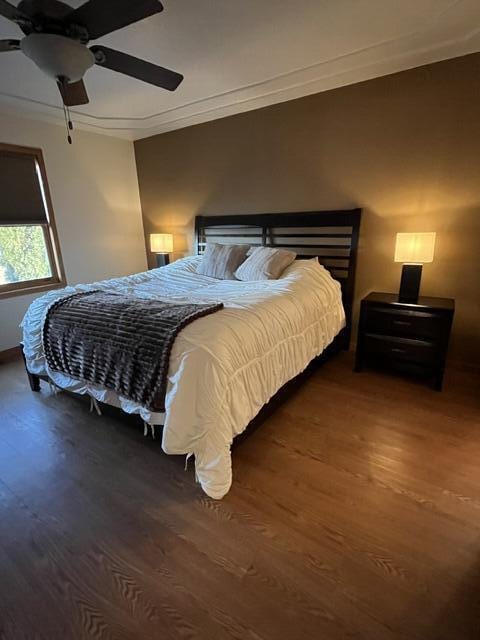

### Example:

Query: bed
xmin=21 ymin=209 xmax=361 ymax=498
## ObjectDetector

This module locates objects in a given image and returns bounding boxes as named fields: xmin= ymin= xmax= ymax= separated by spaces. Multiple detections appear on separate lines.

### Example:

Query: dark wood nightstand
xmin=355 ymin=292 xmax=454 ymax=390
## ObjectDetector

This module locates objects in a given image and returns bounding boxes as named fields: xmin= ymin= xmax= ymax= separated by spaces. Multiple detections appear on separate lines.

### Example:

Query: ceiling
xmin=0 ymin=0 xmax=479 ymax=140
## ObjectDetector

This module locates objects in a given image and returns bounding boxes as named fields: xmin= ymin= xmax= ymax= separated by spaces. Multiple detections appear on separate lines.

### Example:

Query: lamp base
xmin=156 ymin=253 xmax=170 ymax=268
xmin=398 ymin=264 xmax=422 ymax=303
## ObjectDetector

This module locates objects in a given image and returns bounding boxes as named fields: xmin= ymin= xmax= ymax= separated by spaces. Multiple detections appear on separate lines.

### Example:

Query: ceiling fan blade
xmin=18 ymin=0 xmax=73 ymax=20
xmin=66 ymin=0 xmax=163 ymax=40
xmin=57 ymin=78 xmax=89 ymax=106
xmin=0 ymin=0 xmax=29 ymax=23
xmin=0 ymin=38 xmax=20 ymax=52
xmin=91 ymin=45 xmax=183 ymax=92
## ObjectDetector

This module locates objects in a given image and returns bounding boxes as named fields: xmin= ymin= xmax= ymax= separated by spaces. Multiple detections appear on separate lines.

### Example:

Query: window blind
xmin=0 ymin=150 xmax=48 ymax=225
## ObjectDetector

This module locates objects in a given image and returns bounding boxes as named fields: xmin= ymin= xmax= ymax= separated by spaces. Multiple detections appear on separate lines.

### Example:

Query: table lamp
xmin=150 ymin=233 xmax=173 ymax=267
xmin=394 ymin=232 xmax=436 ymax=303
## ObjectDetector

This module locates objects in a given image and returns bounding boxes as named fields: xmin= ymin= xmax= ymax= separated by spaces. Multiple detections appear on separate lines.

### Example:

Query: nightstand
xmin=355 ymin=292 xmax=454 ymax=390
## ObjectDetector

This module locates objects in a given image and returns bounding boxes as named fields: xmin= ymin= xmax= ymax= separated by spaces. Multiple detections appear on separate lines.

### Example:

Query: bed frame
xmin=23 ymin=209 xmax=362 ymax=433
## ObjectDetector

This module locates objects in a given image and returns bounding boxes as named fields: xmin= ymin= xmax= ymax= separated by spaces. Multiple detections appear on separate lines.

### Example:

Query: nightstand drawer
xmin=364 ymin=334 xmax=437 ymax=365
xmin=365 ymin=307 xmax=442 ymax=340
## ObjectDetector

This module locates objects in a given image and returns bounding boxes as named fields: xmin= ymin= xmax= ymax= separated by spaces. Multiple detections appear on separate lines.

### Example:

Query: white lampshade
xmin=150 ymin=233 xmax=173 ymax=254
xmin=394 ymin=232 xmax=436 ymax=264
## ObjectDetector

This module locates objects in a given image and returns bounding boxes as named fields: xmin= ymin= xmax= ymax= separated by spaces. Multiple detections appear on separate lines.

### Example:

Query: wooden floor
xmin=0 ymin=352 xmax=479 ymax=640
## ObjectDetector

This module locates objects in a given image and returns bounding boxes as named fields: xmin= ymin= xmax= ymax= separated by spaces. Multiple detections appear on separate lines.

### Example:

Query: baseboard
xmin=0 ymin=345 xmax=22 ymax=363
xmin=448 ymin=358 xmax=480 ymax=375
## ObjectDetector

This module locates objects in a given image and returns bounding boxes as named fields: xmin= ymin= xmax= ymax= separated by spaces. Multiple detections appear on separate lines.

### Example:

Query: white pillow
xmin=235 ymin=246 xmax=296 ymax=281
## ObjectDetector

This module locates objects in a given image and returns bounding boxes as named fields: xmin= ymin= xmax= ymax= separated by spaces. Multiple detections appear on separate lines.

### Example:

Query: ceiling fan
xmin=0 ymin=0 xmax=184 ymax=108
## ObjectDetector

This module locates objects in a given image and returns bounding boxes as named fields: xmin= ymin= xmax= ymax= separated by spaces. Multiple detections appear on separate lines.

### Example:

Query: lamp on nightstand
xmin=394 ymin=232 xmax=436 ymax=303
xmin=150 ymin=233 xmax=173 ymax=267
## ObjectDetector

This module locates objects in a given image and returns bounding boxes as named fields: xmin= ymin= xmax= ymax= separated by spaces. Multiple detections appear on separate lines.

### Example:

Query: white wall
xmin=0 ymin=113 xmax=146 ymax=350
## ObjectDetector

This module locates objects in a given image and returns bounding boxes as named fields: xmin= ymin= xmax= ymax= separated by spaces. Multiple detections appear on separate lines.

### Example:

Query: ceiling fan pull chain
xmin=67 ymin=105 xmax=73 ymax=131
xmin=62 ymin=101 xmax=73 ymax=145
xmin=66 ymin=104 xmax=74 ymax=143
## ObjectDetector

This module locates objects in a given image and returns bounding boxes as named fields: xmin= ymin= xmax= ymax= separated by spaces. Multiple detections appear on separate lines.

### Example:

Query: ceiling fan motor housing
xmin=20 ymin=33 xmax=94 ymax=82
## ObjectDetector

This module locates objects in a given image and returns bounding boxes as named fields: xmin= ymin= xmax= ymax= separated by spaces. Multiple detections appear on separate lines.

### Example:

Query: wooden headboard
xmin=195 ymin=209 xmax=362 ymax=347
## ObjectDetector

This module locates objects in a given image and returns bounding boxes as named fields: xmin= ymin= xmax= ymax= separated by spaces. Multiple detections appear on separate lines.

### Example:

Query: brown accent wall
xmin=135 ymin=53 xmax=480 ymax=364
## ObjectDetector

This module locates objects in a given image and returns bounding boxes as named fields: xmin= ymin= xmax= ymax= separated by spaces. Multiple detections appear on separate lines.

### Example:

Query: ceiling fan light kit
xmin=21 ymin=33 xmax=95 ymax=82
xmin=0 ymin=0 xmax=184 ymax=143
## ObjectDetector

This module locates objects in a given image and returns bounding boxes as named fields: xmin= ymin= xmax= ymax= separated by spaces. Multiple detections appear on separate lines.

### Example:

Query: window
xmin=0 ymin=143 xmax=65 ymax=298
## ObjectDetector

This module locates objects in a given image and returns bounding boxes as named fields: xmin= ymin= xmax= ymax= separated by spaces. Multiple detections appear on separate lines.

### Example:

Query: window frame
xmin=0 ymin=143 xmax=66 ymax=299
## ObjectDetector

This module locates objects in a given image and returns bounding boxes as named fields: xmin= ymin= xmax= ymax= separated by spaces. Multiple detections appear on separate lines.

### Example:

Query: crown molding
xmin=0 ymin=21 xmax=479 ymax=141
xmin=134 ymin=29 xmax=480 ymax=141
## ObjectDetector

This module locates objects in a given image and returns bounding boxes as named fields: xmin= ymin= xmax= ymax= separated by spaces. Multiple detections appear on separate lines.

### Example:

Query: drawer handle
xmin=393 ymin=320 xmax=411 ymax=326
xmin=391 ymin=347 xmax=405 ymax=353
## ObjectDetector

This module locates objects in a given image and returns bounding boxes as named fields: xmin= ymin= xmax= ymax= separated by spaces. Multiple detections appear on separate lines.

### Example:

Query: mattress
xmin=22 ymin=256 xmax=345 ymax=498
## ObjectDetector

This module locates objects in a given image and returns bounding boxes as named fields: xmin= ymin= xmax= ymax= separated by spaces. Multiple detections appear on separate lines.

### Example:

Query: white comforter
xmin=22 ymin=256 xmax=345 ymax=498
